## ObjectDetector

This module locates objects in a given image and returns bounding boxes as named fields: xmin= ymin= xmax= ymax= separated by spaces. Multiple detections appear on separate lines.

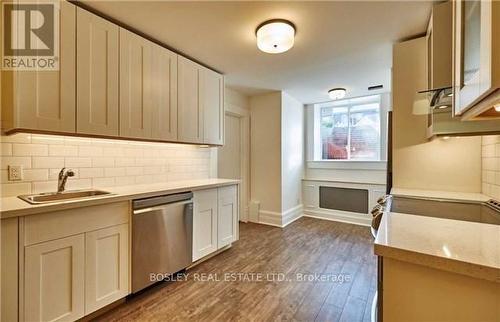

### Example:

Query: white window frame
xmin=307 ymin=93 xmax=390 ymax=165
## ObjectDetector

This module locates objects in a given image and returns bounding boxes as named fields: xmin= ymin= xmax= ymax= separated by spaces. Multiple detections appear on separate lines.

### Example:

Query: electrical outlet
xmin=8 ymin=165 xmax=23 ymax=181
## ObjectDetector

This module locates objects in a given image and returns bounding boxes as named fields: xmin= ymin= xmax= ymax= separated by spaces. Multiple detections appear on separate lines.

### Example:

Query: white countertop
xmin=391 ymin=187 xmax=491 ymax=203
xmin=375 ymin=211 xmax=500 ymax=283
xmin=0 ymin=178 xmax=239 ymax=219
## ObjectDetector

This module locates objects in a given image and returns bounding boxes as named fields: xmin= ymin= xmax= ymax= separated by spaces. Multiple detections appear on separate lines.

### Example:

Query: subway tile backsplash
xmin=482 ymin=135 xmax=500 ymax=200
xmin=0 ymin=133 xmax=213 ymax=197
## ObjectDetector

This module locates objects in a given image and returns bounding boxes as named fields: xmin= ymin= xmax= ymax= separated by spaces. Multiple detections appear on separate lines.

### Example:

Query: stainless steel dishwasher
xmin=132 ymin=192 xmax=193 ymax=293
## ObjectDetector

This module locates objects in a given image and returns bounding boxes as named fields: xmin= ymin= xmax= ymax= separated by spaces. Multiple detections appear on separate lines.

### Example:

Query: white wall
xmin=304 ymin=163 xmax=387 ymax=184
xmin=0 ymin=133 xmax=212 ymax=197
xmin=249 ymin=91 xmax=306 ymax=226
xmin=392 ymin=37 xmax=482 ymax=193
xmin=250 ymin=92 xmax=282 ymax=214
xmin=225 ymin=87 xmax=250 ymax=111
xmin=281 ymin=92 xmax=304 ymax=213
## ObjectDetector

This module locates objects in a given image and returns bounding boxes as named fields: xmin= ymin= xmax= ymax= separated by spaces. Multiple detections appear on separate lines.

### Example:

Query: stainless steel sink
xmin=18 ymin=189 xmax=112 ymax=205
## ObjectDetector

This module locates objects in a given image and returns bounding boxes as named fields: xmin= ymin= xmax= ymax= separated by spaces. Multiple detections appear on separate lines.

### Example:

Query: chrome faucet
xmin=57 ymin=168 xmax=75 ymax=193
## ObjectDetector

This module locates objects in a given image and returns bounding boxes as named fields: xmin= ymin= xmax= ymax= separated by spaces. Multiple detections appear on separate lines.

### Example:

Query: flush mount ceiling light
xmin=256 ymin=19 xmax=295 ymax=54
xmin=495 ymin=103 xmax=500 ymax=112
xmin=328 ymin=88 xmax=347 ymax=100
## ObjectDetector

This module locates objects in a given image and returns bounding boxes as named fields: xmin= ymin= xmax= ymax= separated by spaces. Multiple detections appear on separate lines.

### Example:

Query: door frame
xmin=219 ymin=103 xmax=250 ymax=222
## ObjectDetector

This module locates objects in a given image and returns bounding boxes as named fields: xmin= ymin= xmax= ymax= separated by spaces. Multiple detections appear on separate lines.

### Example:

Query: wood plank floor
xmin=94 ymin=217 xmax=377 ymax=322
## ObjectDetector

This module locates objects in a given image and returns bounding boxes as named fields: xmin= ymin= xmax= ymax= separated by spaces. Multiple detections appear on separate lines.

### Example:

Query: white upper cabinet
xmin=178 ymin=57 xmax=204 ymax=144
xmin=453 ymin=0 xmax=500 ymax=118
xmin=1 ymin=1 xmax=76 ymax=133
xmin=76 ymin=8 xmax=120 ymax=136
xmin=151 ymin=43 xmax=178 ymax=141
xmin=2 ymin=4 xmax=222 ymax=144
xmin=178 ymin=57 xmax=225 ymax=145
xmin=119 ymin=28 xmax=179 ymax=141
xmin=427 ymin=1 xmax=452 ymax=90
xmin=202 ymin=68 xmax=224 ymax=145
xmin=119 ymin=29 xmax=153 ymax=139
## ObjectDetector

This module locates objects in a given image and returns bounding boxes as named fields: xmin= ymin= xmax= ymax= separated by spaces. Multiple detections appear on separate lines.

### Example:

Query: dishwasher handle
xmin=133 ymin=200 xmax=193 ymax=215
xmin=133 ymin=191 xmax=193 ymax=210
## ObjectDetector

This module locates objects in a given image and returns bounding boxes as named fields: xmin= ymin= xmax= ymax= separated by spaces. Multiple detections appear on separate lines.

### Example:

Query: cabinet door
xmin=453 ymin=0 xmax=499 ymax=115
xmin=217 ymin=185 xmax=237 ymax=248
xmin=3 ymin=1 xmax=76 ymax=132
xmin=178 ymin=57 xmax=203 ymax=144
xmin=151 ymin=44 xmax=178 ymax=141
xmin=24 ymin=234 xmax=85 ymax=322
xmin=193 ymin=188 xmax=218 ymax=261
xmin=202 ymin=68 xmax=224 ymax=145
xmin=119 ymin=29 xmax=152 ymax=139
xmin=77 ymin=8 xmax=119 ymax=136
xmin=85 ymin=224 xmax=129 ymax=314
xmin=1 ymin=218 xmax=19 ymax=322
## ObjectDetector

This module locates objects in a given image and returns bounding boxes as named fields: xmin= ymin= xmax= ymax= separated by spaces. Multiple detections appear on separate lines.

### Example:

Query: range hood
xmin=413 ymin=1 xmax=500 ymax=138
xmin=412 ymin=87 xmax=452 ymax=115
xmin=426 ymin=87 xmax=452 ymax=109
xmin=427 ymin=105 xmax=500 ymax=138
xmin=413 ymin=87 xmax=500 ymax=138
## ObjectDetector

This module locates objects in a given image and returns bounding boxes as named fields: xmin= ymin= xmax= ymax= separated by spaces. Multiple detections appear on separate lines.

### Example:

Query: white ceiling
xmin=81 ymin=1 xmax=433 ymax=104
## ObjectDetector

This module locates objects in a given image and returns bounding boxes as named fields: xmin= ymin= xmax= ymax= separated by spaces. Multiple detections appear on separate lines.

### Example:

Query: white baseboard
xmin=303 ymin=208 xmax=371 ymax=227
xmin=257 ymin=206 xmax=370 ymax=228
xmin=239 ymin=206 xmax=250 ymax=223
xmin=258 ymin=204 xmax=304 ymax=228
xmin=282 ymin=205 xmax=303 ymax=227
xmin=258 ymin=210 xmax=283 ymax=227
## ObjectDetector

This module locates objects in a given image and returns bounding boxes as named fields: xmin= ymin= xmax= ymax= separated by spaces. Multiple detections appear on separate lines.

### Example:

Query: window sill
xmin=306 ymin=160 xmax=387 ymax=171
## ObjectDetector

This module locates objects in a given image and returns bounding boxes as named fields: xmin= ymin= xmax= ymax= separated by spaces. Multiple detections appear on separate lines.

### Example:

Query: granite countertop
xmin=374 ymin=211 xmax=500 ymax=283
xmin=391 ymin=187 xmax=491 ymax=203
xmin=0 ymin=178 xmax=240 ymax=219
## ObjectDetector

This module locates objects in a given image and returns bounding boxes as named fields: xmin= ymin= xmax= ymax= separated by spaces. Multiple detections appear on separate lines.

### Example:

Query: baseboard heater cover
xmin=319 ymin=186 xmax=369 ymax=214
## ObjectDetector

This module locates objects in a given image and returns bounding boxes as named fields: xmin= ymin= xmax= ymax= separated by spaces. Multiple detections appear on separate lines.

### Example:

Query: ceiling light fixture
xmin=256 ymin=19 xmax=295 ymax=54
xmin=328 ymin=88 xmax=347 ymax=100
xmin=494 ymin=103 xmax=500 ymax=112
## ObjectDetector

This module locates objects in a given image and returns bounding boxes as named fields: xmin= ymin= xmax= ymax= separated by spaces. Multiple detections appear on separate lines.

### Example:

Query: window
xmin=314 ymin=95 xmax=383 ymax=161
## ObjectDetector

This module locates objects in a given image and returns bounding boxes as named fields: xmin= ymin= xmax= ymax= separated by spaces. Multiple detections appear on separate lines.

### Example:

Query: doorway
xmin=217 ymin=110 xmax=250 ymax=222
xmin=218 ymin=115 xmax=241 ymax=180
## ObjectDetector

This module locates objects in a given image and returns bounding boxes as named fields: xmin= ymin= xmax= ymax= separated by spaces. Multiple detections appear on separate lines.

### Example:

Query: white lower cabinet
xmin=85 ymin=224 xmax=129 ymax=314
xmin=193 ymin=189 xmax=218 ymax=261
xmin=193 ymin=185 xmax=238 ymax=261
xmin=217 ymin=185 xmax=238 ymax=248
xmin=24 ymin=235 xmax=86 ymax=322
xmin=22 ymin=202 xmax=129 ymax=322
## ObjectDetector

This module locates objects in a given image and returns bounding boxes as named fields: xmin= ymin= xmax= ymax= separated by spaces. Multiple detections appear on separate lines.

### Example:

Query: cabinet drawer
xmin=24 ymin=202 xmax=129 ymax=246
xmin=218 ymin=185 xmax=237 ymax=200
